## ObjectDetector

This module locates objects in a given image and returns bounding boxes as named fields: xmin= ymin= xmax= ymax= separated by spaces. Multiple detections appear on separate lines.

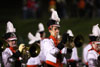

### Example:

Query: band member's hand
xmin=18 ymin=44 xmax=25 ymax=52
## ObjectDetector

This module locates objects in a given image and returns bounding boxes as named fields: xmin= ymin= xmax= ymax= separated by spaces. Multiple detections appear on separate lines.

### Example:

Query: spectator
xmin=77 ymin=0 xmax=86 ymax=17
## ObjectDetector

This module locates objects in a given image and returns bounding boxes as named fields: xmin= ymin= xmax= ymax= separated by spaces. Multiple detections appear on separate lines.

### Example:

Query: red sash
xmin=49 ymin=35 xmax=59 ymax=47
xmin=9 ymin=47 xmax=16 ymax=53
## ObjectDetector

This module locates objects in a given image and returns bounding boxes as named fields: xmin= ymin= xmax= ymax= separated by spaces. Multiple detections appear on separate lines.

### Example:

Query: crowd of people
xmin=22 ymin=0 xmax=42 ymax=19
xmin=0 ymin=8 xmax=100 ymax=67
xmin=22 ymin=0 xmax=100 ymax=19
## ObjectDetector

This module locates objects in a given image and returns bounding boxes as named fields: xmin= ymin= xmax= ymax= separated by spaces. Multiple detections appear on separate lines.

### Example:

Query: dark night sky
xmin=0 ymin=0 xmax=49 ymax=8
xmin=0 ymin=0 xmax=49 ymax=20
xmin=0 ymin=0 xmax=22 ymax=8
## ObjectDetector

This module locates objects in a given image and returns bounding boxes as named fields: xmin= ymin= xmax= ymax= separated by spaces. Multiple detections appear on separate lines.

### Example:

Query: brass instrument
xmin=74 ymin=34 xmax=84 ymax=48
xmin=22 ymin=42 xmax=40 ymax=63
xmin=29 ymin=43 xmax=40 ymax=57
xmin=65 ymin=36 xmax=75 ymax=49
xmin=65 ymin=34 xmax=84 ymax=49
xmin=61 ymin=34 xmax=84 ymax=60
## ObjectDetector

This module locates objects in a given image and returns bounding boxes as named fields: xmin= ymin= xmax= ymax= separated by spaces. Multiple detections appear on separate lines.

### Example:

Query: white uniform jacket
xmin=40 ymin=38 xmax=59 ymax=63
xmin=27 ymin=56 xmax=41 ymax=65
xmin=87 ymin=50 xmax=100 ymax=67
xmin=83 ymin=43 xmax=92 ymax=63
xmin=39 ymin=40 xmax=46 ymax=62
xmin=61 ymin=47 xmax=79 ymax=64
xmin=71 ymin=47 xmax=79 ymax=60
xmin=2 ymin=48 xmax=16 ymax=67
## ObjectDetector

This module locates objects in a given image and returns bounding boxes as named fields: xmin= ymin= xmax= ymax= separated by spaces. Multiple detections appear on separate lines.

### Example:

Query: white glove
xmin=18 ymin=44 xmax=25 ymax=52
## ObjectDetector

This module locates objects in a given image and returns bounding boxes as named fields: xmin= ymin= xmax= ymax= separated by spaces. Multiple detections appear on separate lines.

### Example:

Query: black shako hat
xmin=3 ymin=32 xmax=17 ymax=40
xmin=47 ymin=19 xmax=60 ymax=28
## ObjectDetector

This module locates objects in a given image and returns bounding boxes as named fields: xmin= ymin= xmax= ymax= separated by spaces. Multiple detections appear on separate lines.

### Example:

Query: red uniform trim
xmin=49 ymin=35 xmax=59 ymax=47
xmin=27 ymin=65 xmax=38 ymax=67
xmin=7 ymin=37 xmax=17 ymax=40
xmin=86 ymin=62 xmax=88 ymax=65
xmin=9 ymin=47 xmax=16 ymax=53
xmin=67 ymin=59 xmax=75 ymax=62
xmin=46 ymin=60 xmax=57 ymax=66
xmin=46 ymin=60 xmax=63 ymax=67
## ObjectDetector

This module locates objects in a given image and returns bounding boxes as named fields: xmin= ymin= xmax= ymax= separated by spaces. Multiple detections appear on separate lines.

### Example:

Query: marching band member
xmin=40 ymin=8 xmax=63 ymax=67
xmin=37 ymin=22 xmax=47 ymax=66
xmin=67 ymin=30 xmax=79 ymax=67
xmin=2 ymin=21 xmax=25 ymax=67
xmin=40 ymin=8 xmax=71 ymax=67
xmin=27 ymin=32 xmax=41 ymax=67
xmin=87 ymin=41 xmax=100 ymax=67
xmin=83 ymin=24 xmax=100 ymax=66
xmin=61 ymin=29 xmax=79 ymax=67
xmin=87 ymin=24 xmax=100 ymax=67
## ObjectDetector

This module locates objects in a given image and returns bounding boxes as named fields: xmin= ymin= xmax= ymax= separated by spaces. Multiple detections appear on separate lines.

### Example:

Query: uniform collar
xmin=89 ymin=42 xmax=92 ymax=45
xmin=49 ymin=35 xmax=59 ymax=47
xmin=9 ymin=47 xmax=16 ymax=53
xmin=89 ymin=47 xmax=100 ymax=54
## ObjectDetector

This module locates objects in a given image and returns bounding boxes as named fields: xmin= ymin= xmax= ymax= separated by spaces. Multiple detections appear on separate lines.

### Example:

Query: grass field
xmin=1 ymin=18 xmax=100 ymax=43
xmin=0 ymin=17 xmax=100 ymax=58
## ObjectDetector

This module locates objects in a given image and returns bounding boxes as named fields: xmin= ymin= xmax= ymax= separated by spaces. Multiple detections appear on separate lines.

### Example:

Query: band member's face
xmin=7 ymin=40 xmax=17 ymax=47
xmin=49 ymin=26 xmax=60 ymax=37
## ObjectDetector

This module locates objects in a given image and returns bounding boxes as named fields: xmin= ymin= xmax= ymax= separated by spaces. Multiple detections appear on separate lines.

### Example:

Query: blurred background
xmin=0 ymin=0 xmax=100 ymax=57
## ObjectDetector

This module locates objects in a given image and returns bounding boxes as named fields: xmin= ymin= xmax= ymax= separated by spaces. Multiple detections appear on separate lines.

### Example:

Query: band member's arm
xmin=87 ymin=53 xmax=98 ymax=67
xmin=2 ymin=50 xmax=13 ymax=65
xmin=88 ymin=59 xmax=98 ymax=67
xmin=11 ymin=44 xmax=25 ymax=59
xmin=11 ymin=50 xmax=21 ymax=58
xmin=2 ymin=50 xmax=21 ymax=64
xmin=12 ymin=44 xmax=25 ymax=58
xmin=2 ymin=44 xmax=25 ymax=64
xmin=42 ymin=39 xmax=59 ymax=56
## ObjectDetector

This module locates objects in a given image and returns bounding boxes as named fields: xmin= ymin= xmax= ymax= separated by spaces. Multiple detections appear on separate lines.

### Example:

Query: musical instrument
xmin=65 ymin=34 xmax=84 ymax=49
xmin=22 ymin=42 xmax=40 ymax=63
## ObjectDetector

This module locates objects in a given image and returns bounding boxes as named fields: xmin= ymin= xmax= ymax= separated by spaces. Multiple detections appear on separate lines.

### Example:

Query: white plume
xmin=35 ymin=32 xmax=41 ymax=41
xmin=38 ymin=23 xmax=45 ymax=32
xmin=50 ymin=8 xmax=60 ymax=22
xmin=92 ymin=24 xmax=100 ymax=36
xmin=28 ymin=32 xmax=36 ymax=44
xmin=28 ymin=32 xmax=41 ymax=45
xmin=67 ymin=29 xmax=74 ymax=37
xmin=28 ymin=32 xmax=35 ymax=41
xmin=6 ymin=21 xmax=16 ymax=33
